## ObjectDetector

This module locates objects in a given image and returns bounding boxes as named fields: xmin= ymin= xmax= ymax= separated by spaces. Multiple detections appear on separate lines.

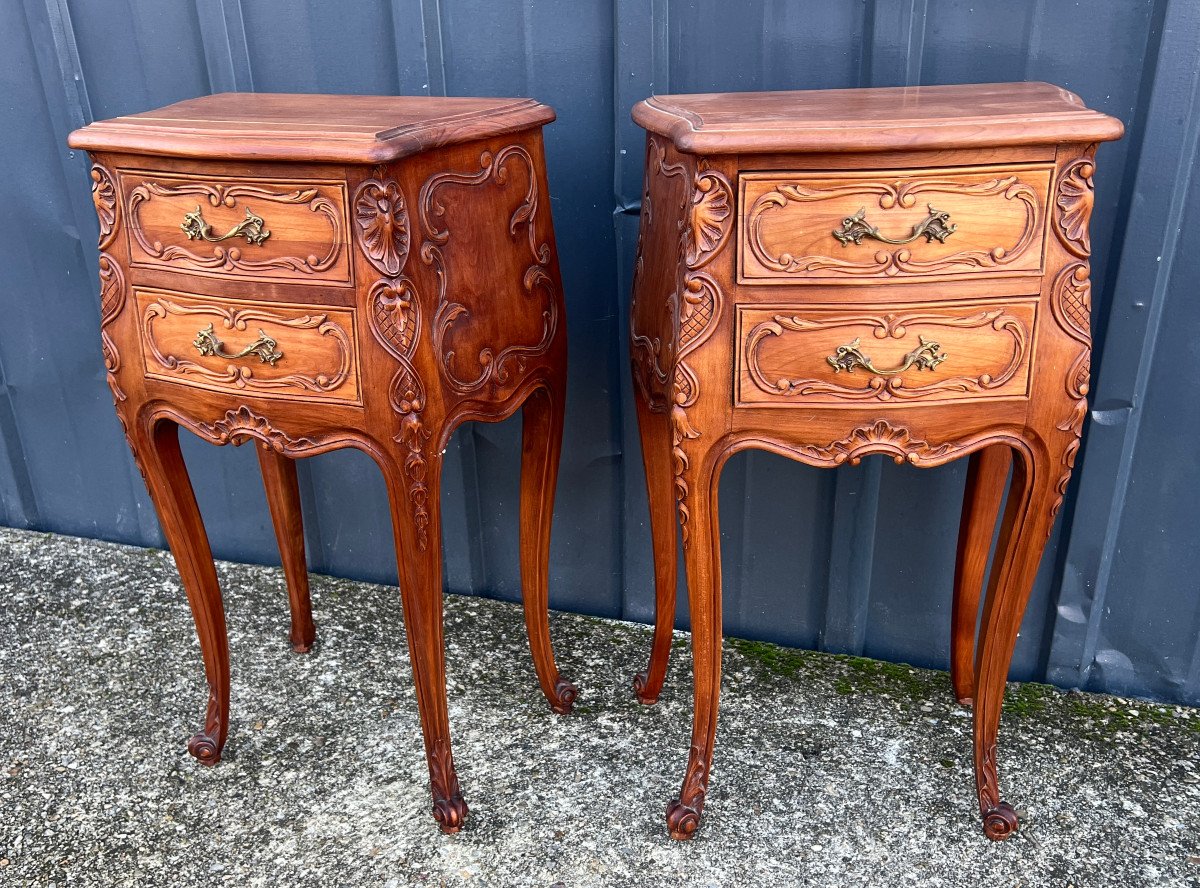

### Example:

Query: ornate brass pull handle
xmin=827 ymin=336 xmax=946 ymax=376
xmin=193 ymin=324 xmax=283 ymax=365
xmin=832 ymin=205 xmax=956 ymax=247
xmin=181 ymin=205 xmax=271 ymax=245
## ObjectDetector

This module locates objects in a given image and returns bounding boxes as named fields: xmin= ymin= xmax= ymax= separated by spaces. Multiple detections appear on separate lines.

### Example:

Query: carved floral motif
xmin=354 ymin=176 xmax=411 ymax=276
xmin=428 ymin=738 xmax=467 ymax=833
xmin=368 ymin=277 xmax=431 ymax=551
xmin=419 ymin=145 xmax=558 ymax=395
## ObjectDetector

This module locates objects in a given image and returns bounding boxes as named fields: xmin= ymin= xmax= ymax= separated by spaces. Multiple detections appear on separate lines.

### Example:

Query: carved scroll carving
xmin=419 ymin=145 xmax=558 ymax=395
xmin=745 ymin=309 xmax=1029 ymax=402
xmin=355 ymin=176 xmax=411 ymax=276
xmin=1050 ymin=262 xmax=1093 ymax=521
xmin=787 ymin=420 xmax=962 ymax=468
xmin=350 ymin=172 xmax=432 ymax=549
xmin=366 ymin=277 xmax=432 ymax=550
xmin=666 ymin=745 xmax=709 ymax=840
xmin=127 ymin=180 xmax=343 ymax=275
xmin=745 ymin=175 xmax=1041 ymax=277
xmin=196 ymin=405 xmax=319 ymax=452
xmin=141 ymin=297 xmax=353 ymax=396
xmin=99 ymin=254 xmax=126 ymax=402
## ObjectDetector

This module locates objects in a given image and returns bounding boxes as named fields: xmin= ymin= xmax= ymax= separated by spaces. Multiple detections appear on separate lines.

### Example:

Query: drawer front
xmin=738 ymin=164 xmax=1052 ymax=284
xmin=136 ymin=287 xmax=361 ymax=405
xmin=120 ymin=170 xmax=351 ymax=285
xmin=736 ymin=301 xmax=1036 ymax=407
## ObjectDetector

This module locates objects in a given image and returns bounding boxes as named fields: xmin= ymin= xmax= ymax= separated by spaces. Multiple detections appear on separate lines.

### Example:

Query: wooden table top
xmin=633 ymin=81 xmax=1124 ymax=154
xmin=68 ymin=93 xmax=556 ymax=163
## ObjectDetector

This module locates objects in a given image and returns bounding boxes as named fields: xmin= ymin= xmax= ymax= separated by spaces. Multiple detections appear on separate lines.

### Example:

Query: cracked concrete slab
xmin=1 ymin=527 xmax=1198 ymax=886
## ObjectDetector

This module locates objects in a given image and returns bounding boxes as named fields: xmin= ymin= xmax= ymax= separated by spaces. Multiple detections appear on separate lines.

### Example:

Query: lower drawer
xmin=135 ymin=286 xmax=361 ymax=405
xmin=735 ymin=300 xmax=1036 ymax=407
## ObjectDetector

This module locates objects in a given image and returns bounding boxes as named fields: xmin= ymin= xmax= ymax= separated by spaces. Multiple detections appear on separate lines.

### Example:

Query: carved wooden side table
xmin=628 ymin=82 xmax=1122 ymax=840
xmin=69 ymin=93 xmax=576 ymax=832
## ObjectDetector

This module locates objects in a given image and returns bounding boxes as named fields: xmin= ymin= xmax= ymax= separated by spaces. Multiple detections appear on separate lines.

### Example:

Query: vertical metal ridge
xmin=420 ymin=0 xmax=447 ymax=96
xmin=197 ymin=0 xmax=255 ymax=93
xmin=1048 ymin=0 xmax=1200 ymax=690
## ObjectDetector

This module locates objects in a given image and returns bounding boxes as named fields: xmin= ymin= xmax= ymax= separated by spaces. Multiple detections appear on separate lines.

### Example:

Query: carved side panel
xmin=92 ymin=163 xmax=128 ymax=405
xmin=1048 ymin=145 xmax=1098 ymax=522
xmin=630 ymin=138 xmax=687 ymax=413
xmin=355 ymin=173 xmax=432 ymax=550
xmin=419 ymin=145 xmax=559 ymax=397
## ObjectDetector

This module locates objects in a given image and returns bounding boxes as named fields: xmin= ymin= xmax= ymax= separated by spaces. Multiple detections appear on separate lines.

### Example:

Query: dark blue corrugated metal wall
xmin=1 ymin=0 xmax=1197 ymax=704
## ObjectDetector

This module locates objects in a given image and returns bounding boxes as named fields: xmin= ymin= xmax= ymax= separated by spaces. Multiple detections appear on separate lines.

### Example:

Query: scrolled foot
xmin=666 ymin=797 xmax=703 ymax=841
xmin=433 ymin=794 xmax=469 ymax=834
xmin=290 ymin=637 xmax=313 ymax=654
xmin=982 ymin=801 xmax=1020 ymax=840
xmin=633 ymin=671 xmax=660 ymax=705
xmin=549 ymin=678 xmax=578 ymax=715
xmin=187 ymin=732 xmax=221 ymax=766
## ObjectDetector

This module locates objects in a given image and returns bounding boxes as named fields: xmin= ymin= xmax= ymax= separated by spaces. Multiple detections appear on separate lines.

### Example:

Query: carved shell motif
xmin=1055 ymin=154 xmax=1095 ymax=258
xmin=90 ymin=165 xmax=117 ymax=250
xmin=355 ymin=177 xmax=411 ymax=276
xmin=685 ymin=169 xmax=733 ymax=269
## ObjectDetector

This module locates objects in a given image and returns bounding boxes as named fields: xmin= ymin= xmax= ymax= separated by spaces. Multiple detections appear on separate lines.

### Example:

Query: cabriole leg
xmin=518 ymin=381 xmax=577 ymax=714
xmin=256 ymin=446 xmax=315 ymax=653
xmin=951 ymin=445 xmax=1011 ymax=705
xmin=132 ymin=417 xmax=230 ymax=765
xmin=385 ymin=448 xmax=468 ymax=833
xmin=666 ymin=447 xmax=722 ymax=841
xmin=972 ymin=443 xmax=1059 ymax=840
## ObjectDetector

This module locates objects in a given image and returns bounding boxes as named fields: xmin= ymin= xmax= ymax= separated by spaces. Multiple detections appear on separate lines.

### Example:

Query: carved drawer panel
xmin=735 ymin=299 xmax=1037 ymax=407
xmin=135 ymin=286 xmax=361 ymax=405
xmin=737 ymin=164 xmax=1052 ymax=284
xmin=119 ymin=170 xmax=351 ymax=285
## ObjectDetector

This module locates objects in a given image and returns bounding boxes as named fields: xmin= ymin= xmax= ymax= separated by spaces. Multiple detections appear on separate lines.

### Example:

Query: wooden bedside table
xmin=69 ymin=93 xmax=576 ymax=833
xmin=628 ymin=82 xmax=1122 ymax=841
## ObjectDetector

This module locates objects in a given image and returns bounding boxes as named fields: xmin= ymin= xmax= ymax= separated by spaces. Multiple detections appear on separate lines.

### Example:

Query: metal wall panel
xmin=2 ymin=0 xmax=1197 ymax=703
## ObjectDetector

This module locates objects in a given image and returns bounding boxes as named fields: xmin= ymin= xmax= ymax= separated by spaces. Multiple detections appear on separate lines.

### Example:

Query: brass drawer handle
xmin=181 ymin=205 xmax=271 ymax=245
xmin=827 ymin=336 xmax=946 ymax=376
xmin=833 ymin=205 xmax=956 ymax=246
xmin=193 ymin=323 xmax=283 ymax=365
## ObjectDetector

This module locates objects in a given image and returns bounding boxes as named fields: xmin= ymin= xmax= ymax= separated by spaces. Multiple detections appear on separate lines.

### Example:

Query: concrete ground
xmin=1 ymin=528 xmax=1198 ymax=887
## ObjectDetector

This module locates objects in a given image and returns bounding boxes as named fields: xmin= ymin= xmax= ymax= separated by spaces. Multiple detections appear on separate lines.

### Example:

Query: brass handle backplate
xmin=181 ymin=205 xmax=271 ymax=245
xmin=827 ymin=336 xmax=946 ymax=376
xmin=194 ymin=324 xmax=283 ymax=365
xmin=833 ymin=205 xmax=956 ymax=247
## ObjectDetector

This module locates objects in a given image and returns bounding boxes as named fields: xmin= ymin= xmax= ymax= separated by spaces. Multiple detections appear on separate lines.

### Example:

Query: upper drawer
xmin=118 ymin=169 xmax=352 ymax=285
xmin=738 ymin=163 xmax=1052 ymax=284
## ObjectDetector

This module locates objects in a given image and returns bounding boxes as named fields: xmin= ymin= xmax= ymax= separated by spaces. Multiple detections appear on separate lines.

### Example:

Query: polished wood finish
xmin=629 ymin=83 xmax=1122 ymax=841
xmin=70 ymin=94 xmax=574 ymax=832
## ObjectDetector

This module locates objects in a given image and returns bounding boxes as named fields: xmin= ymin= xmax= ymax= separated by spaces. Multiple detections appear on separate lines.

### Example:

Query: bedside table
xmin=69 ymin=93 xmax=576 ymax=833
xmin=628 ymin=82 xmax=1122 ymax=840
